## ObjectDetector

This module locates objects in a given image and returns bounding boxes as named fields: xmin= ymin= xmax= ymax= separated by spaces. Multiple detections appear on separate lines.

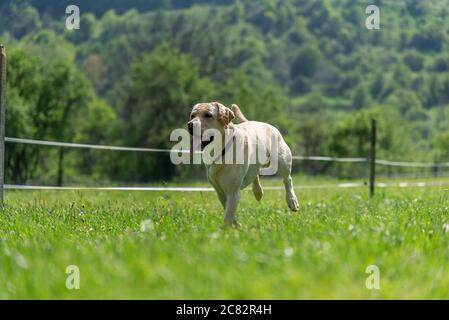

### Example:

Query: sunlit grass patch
xmin=1 ymin=178 xmax=449 ymax=299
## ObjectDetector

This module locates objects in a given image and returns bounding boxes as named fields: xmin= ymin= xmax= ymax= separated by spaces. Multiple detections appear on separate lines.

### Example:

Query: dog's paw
xmin=224 ymin=217 xmax=239 ymax=228
xmin=287 ymin=196 xmax=299 ymax=212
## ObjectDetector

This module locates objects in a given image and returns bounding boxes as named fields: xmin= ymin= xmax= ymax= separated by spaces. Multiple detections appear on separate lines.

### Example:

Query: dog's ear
xmin=214 ymin=102 xmax=235 ymax=126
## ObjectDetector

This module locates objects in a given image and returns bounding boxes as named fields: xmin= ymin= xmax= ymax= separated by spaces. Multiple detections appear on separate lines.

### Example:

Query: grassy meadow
xmin=1 ymin=177 xmax=449 ymax=299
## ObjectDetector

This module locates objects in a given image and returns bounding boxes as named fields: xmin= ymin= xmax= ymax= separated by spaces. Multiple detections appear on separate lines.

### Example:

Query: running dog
xmin=188 ymin=102 xmax=299 ymax=227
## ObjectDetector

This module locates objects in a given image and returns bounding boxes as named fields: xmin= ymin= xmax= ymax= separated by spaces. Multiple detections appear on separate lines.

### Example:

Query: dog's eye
xmin=204 ymin=113 xmax=212 ymax=118
xmin=190 ymin=114 xmax=195 ymax=119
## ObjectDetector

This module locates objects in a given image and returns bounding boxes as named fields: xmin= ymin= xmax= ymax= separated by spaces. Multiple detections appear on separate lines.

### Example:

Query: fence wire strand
xmin=5 ymin=181 xmax=449 ymax=191
xmin=4 ymin=136 xmax=449 ymax=191
xmin=6 ymin=136 xmax=449 ymax=168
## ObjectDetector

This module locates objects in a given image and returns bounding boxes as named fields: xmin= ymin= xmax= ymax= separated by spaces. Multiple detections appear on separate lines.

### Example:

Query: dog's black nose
xmin=188 ymin=122 xmax=194 ymax=135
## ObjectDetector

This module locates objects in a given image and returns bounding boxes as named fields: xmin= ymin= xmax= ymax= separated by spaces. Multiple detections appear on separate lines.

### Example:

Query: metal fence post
xmin=0 ymin=45 xmax=6 ymax=206
xmin=369 ymin=118 xmax=376 ymax=197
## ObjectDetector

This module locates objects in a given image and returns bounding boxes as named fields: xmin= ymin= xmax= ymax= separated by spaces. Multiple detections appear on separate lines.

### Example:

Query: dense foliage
xmin=1 ymin=0 xmax=449 ymax=184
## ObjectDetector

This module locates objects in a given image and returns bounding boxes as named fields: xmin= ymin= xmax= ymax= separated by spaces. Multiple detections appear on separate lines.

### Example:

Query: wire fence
xmin=6 ymin=136 xmax=449 ymax=168
xmin=4 ymin=136 xmax=449 ymax=191
xmin=6 ymin=180 xmax=449 ymax=192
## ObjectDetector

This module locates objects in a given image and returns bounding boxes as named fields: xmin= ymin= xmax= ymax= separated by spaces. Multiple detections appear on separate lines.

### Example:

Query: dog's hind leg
xmin=252 ymin=175 xmax=263 ymax=202
xmin=278 ymin=143 xmax=299 ymax=211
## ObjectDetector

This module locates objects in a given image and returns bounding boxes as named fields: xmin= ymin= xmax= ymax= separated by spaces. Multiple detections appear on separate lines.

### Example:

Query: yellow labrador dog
xmin=188 ymin=102 xmax=299 ymax=227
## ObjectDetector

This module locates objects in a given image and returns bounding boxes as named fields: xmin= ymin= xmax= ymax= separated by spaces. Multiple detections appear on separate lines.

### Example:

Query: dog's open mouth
xmin=201 ymin=135 xmax=214 ymax=149
xmin=189 ymin=133 xmax=214 ymax=153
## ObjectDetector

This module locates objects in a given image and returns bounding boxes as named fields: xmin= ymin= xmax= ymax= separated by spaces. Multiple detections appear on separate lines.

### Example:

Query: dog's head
xmin=188 ymin=102 xmax=235 ymax=136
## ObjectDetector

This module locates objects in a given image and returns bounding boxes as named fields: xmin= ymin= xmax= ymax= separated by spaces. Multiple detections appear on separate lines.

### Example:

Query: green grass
xmin=1 ymin=177 xmax=449 ymax=299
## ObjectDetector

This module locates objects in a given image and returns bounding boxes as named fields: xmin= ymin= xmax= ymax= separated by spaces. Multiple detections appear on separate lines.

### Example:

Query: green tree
xmin=223 ymin=74 xmax=287 ymax=123
xmin=402 ymin=50 xmax=424 ymax=72
xmin=433 ymin=129 xmax=449 ymax=161
xmin=34 ymin=62 xmax=92 ymax=185
xmin=329 ymin=108 xmax=414 ymax=170
xmin=352 ymin=85 xmax=370 ymax=110
xmin=74 ymin=99 xmax=120 ymax=179
xmin=112 ymin=44 xmax=214 ymax=181
xmin=5 ymin=48 xmax=42 ymax=183
xmin=290 ymin=45 xmax=321 ymax=93
xmin=66 ymin=13 xmax=97 ymax=44
xmin=1 ymin=3 xmax=41 ymax=38
xmin=411 ymin=26 xmax=445 ymax=52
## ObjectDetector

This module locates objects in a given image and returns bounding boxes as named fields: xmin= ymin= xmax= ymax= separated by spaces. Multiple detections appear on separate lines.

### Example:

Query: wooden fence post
xmin=369 ymin=118 xmax=376 ymax=197
xmin=0 ymin=45 xmax=6 ymax=206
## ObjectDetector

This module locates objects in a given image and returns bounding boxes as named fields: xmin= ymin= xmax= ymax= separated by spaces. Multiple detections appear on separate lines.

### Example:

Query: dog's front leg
xmin=224 ymin=191 xmax=240 ymax=227
xmin=217 ymin=189 xmax=227 ymax=209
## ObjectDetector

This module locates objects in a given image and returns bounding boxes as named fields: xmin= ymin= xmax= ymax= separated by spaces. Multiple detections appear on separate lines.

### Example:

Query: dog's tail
xmin=231 ymin=104 xmax=249 ymax=123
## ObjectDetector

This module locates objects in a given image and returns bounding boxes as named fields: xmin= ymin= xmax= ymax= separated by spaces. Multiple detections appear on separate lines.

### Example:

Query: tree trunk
xmin=57 ymin=148 xmax=64 ymax=187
